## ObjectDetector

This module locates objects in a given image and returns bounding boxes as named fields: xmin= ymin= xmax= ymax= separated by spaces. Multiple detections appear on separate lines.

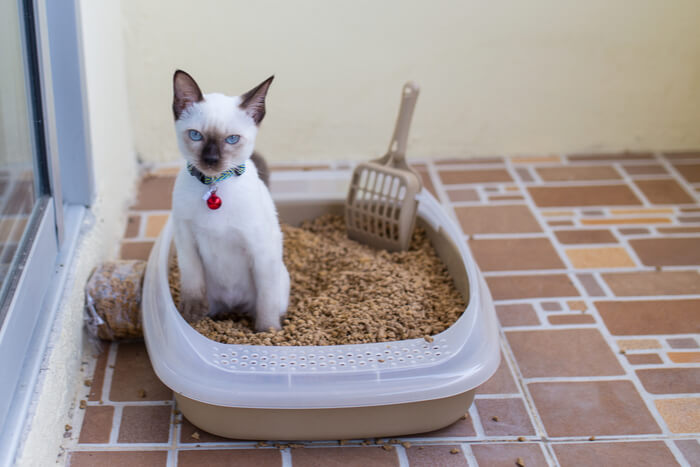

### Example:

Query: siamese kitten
xmin=171 ymin=70 xmax=289 ymax=331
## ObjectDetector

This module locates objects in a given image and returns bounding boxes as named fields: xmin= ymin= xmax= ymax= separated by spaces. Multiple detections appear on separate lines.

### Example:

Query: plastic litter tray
xmin=142 ymin=187 xmax=500 ymax=440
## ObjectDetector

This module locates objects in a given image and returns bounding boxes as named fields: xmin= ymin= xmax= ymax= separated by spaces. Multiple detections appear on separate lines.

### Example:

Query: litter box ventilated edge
xmin=209 ymin=338 xmax=454 ymax=373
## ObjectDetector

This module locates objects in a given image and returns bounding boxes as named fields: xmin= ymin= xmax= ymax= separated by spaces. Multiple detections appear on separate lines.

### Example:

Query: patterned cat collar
xmin=186 ymin=162 xmax=246 ymax=185
xmin=187 ymin=163 xmax=246 ymax=210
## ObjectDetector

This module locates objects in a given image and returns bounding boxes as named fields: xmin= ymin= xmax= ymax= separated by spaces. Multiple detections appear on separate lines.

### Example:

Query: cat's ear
xmin=173 ymin=70 xmax=204 ymax=120
xmin=239 ymin=76 xmax=274 ymax=125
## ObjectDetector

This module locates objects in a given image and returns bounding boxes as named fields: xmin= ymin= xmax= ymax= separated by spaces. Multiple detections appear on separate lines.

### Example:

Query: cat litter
xmin=141 ymin=186 xmax=500 ymax=440
xmin=173 ymin=214 xmax=466 ymax=346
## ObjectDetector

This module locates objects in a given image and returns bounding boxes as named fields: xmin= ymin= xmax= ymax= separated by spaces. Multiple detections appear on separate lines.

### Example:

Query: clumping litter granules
xmin=169 ymin=214 xmax=466 ymax=346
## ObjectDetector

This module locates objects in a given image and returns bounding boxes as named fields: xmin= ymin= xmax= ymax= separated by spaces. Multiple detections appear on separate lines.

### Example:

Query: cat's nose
xmin=202 ymin=153 xmax=220 ymax=165
xmin=201 ymin=142 xmax=220 ymax=165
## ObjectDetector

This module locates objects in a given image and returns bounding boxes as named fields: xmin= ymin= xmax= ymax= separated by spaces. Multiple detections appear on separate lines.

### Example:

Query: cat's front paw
xmin=180 ymin=296 xmax=209 ymax=323
xmin=254 ymin=313 xmax=281 ymax=332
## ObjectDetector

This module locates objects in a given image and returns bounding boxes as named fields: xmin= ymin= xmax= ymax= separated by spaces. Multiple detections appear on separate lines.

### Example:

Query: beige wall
xmin=122 ymin=0 xmax=700 ymax=163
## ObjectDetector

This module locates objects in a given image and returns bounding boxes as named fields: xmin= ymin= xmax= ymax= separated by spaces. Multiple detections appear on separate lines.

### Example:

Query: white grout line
xmin=395 ymin=444 xmax=409 ymax=467
xmin=468 ymin=403 xmax=485 ymax=438
xmin=109 ymin=405 xmax=123 ymax=444
xmin=460 ymin=442 xmax=478 ymax=467
xmin=280 ymin=448 xmax=293 ymax=467
xmin=166 ymin=449 xmax=178 ymax=467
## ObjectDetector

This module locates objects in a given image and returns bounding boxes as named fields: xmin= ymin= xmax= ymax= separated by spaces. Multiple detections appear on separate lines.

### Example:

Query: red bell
xmin=206 ymin=192 xmax=222 ymax=210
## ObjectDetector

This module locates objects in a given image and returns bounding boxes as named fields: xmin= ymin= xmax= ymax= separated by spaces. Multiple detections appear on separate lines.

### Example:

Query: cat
xmin=170 ymin=69 xmax=289 ymax=331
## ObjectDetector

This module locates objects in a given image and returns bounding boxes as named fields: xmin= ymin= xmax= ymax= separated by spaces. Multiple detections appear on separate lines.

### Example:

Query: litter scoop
xmin=346 ymin=82 xmax=421 ymax=252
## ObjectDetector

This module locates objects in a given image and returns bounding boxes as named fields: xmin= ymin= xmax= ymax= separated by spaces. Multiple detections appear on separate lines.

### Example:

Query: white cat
xmin=170 ymin=70 xmax=289 ymax=331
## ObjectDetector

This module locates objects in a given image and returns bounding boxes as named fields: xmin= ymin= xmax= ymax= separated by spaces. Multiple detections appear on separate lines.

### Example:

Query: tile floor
xmin=63 ymin=152 xmax=700 ymax=466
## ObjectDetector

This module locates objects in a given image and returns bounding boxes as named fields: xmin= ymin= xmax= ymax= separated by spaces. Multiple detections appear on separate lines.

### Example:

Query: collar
xmin=186 ymin=162 xmax=246 ymax=185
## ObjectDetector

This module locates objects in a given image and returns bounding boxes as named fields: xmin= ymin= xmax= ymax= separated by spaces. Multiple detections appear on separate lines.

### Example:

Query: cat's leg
xmin=249 ymin=240 xmax=290 ymax=331
xmin=173 ymin=220 xmax=208 ymax=322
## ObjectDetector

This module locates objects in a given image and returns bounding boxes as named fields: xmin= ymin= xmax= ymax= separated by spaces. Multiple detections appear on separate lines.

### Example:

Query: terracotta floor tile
xmin=78 ymin=406 xmax=114 ymax=444
xmin=674 ymin=163 xmax=700 ymax=183
xmin=145 ymin=214 xmax=169 ymax=238
xmin=69 ymin=451 xmax=167 ymax=467
xmin=132 ymin=175 xmax=175 ymax=210
xmin=495 ymin=304 xmax=540 ymax=327
xmin=675 ymin=439 xmax=700 ymax=466
xmin=110 ymin=343 xmax=172 ymax=401
xmin=469 ymin=238 xmax=564 ymax=271
xmin=471 ymin=443 xmax=547 ymax=467
xmin=180 ymin=417 xmax=232 ymax=443
xmin=124 ymin=215 xmax=140 ymax=238
xmin=475 ymin=398 xmax=535 ymax=436
xmin=541 ymin=210 xmax=575 ymax=217
xmin=486 ymin=274 xmax=579 ymax=300
xmin=507 ymin=329 xmax=623 ymax=377
xmin=541 ymin=301 xmax=562 ymax=311
xmin=120 ymin=241 xmax=154 ymax=261
xmin=178 ymin=449 xmax=281 ymax=467
xmin=568 ymin=153 xmax=654 ymax=162
xmin=636 ymin=368 xmax=700 ymax=394
xmin=548 ymin=220 xmax=574 ymax=226
xmin=658 ymin=226 xmax=700 ymax=234
xmin=411 ymin=415 xmax=476 ymax=437
xmin=634 ymin=179 xmax=695 ymax=204
xmin=576 ymin=273 xmax=606 ymax=296
xmin=567 ymin=300 xmax=587 ymax=311
xmin=625 ymin=353 xmax=663 ymax=365
xmin=446 ymin=188 xmax=478 ymax=202
xmin=528 ymin=185 xmax=641 ymax=207
xmin=623 ymin=164 xmax=668 ymax=175
xmin=439 ymin=168 xmax=512 ymax=184
xmin=581 ymin=217 xmax=673 ymax=226
xmin=566 ymin=247 xmax=635 ymax=268
xmin=536 ymin=165 xmax=621 ymax=181
xmin=597 ymin=299 xmax=700 ymax=335
xmin=455 ymin=205 xmax=542 ymax=234
xmin=548 ymin=314 xmax=595 ymax=325
xmin=488 ymin=194 xmax=523 ymax=201
xmin=552 ymin=441 xmax=680 ymax=467
xmin=529 ymin=380 xmax=660 ymax=437
xmin=117 ymin=405 xmax=171 ymax=443
xmin=291 ymin=447 xmax=398 ymax=467
xmin=618 ymin=227 xmax=649 ymax=235
xmin=655 ymin=398 xmax=700 ymax=433
xmin=602 ymin=270 xmax=700 ymax=296
xmin=405 ymin=445 xmax=467 ymax=467
xmin=477 ymin=352 xmax=518 ymax=394
xmin=668 ymin=352 xmax=700 ymax=363
xmin=515 ymin=167 xmax=535 ymax=182
xmin=88 ymin=350 xmax=108 ymax=401
xmin=667 ymin=337 xmax=699 ymax=349
xmin=435 ymin=156 xmax=504 ymax=165
xmin=554 ymin=229 xmax=617 ymax=244
xmin=666 ymin=151 xmax=700 ymax=160
xmin=617 ymin=339 xmax=661 ymax=351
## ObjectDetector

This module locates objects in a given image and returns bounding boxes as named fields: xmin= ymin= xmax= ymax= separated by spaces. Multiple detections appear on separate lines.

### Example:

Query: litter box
xmin=141 ymin=184 xmax=500 ymax=440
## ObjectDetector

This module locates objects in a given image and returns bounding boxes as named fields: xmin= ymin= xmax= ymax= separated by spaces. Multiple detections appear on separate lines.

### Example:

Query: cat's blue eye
xmin=189 ymin=130 xmax=203 ymax=141
xmin=225 ymin=135 xmax=240 ymax=144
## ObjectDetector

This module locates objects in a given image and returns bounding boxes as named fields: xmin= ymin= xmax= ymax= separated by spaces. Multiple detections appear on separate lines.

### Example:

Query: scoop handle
xmin=377 ymin=82 xmax=420 ymax=170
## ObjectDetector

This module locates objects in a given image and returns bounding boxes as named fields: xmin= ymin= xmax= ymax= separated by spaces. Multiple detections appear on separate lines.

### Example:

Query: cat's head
xmin=172 ymin=70 xmax=273 ymax=175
